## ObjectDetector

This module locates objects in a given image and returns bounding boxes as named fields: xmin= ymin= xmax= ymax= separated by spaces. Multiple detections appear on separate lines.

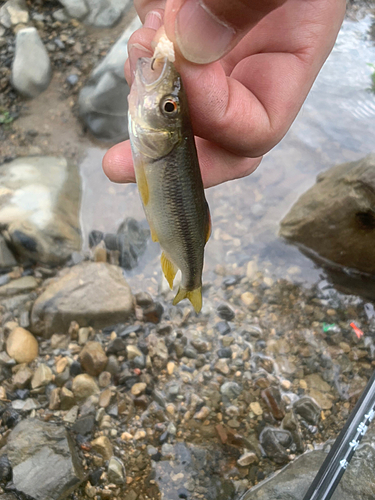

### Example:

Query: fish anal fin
xmin=161 ymin=252 xmax=177 ymax=289
xmin=173 ymin=286 xmax=202 ymax=313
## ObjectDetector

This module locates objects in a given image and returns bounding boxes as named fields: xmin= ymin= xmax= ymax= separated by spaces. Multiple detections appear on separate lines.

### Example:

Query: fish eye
xmin=161 ymin=97 xmax=178 ymax=117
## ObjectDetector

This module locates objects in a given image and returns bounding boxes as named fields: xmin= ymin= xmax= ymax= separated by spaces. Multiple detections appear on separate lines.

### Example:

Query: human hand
xmin=103 ymin=0 xmax=346 ymax=188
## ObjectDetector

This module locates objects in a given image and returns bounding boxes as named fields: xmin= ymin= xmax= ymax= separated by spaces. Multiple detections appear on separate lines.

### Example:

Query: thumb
xmin=164 ymin=0 xmax=287 ymax=64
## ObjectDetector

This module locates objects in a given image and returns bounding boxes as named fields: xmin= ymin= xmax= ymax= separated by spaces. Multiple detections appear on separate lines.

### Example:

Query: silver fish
xmin=128 ymin=56 xmax=211 ymax=312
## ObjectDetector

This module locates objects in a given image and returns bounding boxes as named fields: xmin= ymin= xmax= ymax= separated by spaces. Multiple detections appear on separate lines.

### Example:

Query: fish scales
xmin=146 ymin=135 xmax=208 ymax=290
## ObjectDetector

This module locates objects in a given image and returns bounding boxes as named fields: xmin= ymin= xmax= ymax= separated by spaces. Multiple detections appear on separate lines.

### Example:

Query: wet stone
xmin=13 ymin=366 xmax=33 ymax=388
xmin=6 ymin=327 xmax=38 ymax=364
xmin=249 ymin=402 xmax=263 ymax=416
xmin=237 ymin=452 xmax=258 ymax=467
xmin=217 ymin=304 xmax=235 ymax=321
xmin=50 ymin=333 xmax=69 ymax=349
xmin=222 ymin=275 xmax=241 ymax=287
xmin=2 ymin=408 xmax=20 ymax=428
xmin=293 ymin=396 xmax=321 ymax=425
xmin=72 ymin=415 xmax=95 ymax=435
xmin=217 ymin=347 xmax=232 ymax=358
xmin=143 ymin=302 xmax=164 ymax=324
xmin=55 ymin=367 xmax=71 ymax=387
xmin=105 ymin=355 xmax=120 ymax=375
xmin=216 ymin=321 xmax=231 ymax=335
xmin=31 ymin=364 xmax=53 ymax=389
xmin=49 ymin=387 xmax=60 ymax=410
xmin=0 ymin=454 xmax=12 ymax=482
xmin=119 ymin=324 xmax=142 ymax=338
xmin=282 ymin=410 xmax=304 ymax=453
xmin=63 ymin=405 xmax=79 ymax=424
xmin=108 ymin=456 xmax=125 ymax=485
xmin=220 ymin=382 xmax=242 ymax=401
xmin=259 ymin=427 xmax=293 ymax=464
xmin=7 ymin=419 xmax=84 ymax=499
xmin=215 ymin=359 xmax=230 ymax=375
xmin=184 ymin=346 xmax=197 ymax=359
xmin=98 ymin=371 xmax=111 ymax=388
xmin=131 ymin=382 xmax=146 ymax=396
xmin=91 ymin=436 xmax=113 ymax=460
xmin=135 ymin=291 xmax=153 ymax=307
xmin=106 ymin=337 xmax=126 ymax=355
xmin=191 ymin=340 xmax=208 ymax=353
xmin=261 ymin=386 xmax=285 ymax=420
xmin=79 ymin=341 xmax=108 ymax=377
xmin=78 ymin=327 xmax=91 ymax=345
xmin=72 ymin=374 xmax=99 ymax=400
xmin=60 ymin=387 xmax=75 ymax=410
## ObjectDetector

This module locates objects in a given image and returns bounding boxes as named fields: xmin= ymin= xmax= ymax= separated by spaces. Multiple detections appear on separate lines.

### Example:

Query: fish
xmin=127 ymin=43 xmax=211 ymax=313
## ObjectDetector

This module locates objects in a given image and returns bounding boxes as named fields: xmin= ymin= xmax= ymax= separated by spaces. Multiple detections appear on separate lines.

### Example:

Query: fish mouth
xmin=137 ymin=57 xmax=168 ymax=88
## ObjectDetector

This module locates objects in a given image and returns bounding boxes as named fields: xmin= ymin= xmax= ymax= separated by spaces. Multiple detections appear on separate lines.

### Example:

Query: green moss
xmin=0 ymin=110 xmax=14 ymax=125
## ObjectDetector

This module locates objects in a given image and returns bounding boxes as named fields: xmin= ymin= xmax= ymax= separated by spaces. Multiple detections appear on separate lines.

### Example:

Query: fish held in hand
xmin=128 ymin=34 xmax=210 ymax=313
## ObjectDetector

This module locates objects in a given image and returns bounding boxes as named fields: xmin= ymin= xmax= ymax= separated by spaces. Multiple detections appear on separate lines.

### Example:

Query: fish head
xmin=128 ymin=57 xmax=186 ymax=159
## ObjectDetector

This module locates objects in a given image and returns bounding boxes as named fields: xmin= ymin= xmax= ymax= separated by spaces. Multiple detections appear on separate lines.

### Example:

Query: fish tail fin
xmin=173 ymin=286 xmax=202 ymax=313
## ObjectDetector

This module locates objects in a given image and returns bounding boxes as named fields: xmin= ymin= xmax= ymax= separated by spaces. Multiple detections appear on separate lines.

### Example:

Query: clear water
xmin=79 ymin=15 xmax=375 ymax=294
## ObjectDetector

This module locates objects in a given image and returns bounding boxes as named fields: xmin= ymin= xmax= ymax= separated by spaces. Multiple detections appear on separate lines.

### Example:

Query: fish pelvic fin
xmin=173 ymin=286 xmax=202 ymax=313
xmin=161 ymin=252 xmax=178 ymax=289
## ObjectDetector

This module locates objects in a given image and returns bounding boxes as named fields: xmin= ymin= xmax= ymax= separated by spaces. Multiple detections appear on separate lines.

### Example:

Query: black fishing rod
xmin=302 ymin=368 xmax=375 ymax=500
xmin=239 ymin=368 xmax=375 ymax=500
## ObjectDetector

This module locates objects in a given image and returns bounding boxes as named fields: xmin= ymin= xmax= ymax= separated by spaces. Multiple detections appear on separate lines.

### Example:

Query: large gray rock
xmin=241 ymin=426 xmax=375 ymax=500
xmin=280 ymin=154 xmax=375 ymax=275
xmin=7 ymin=419 xmax=85 ymax=500
xmin=58 ymin=0 xmax=131 ymax=27
xmin=0 ymin=156 xmax=81 ymax=265
xmin=11 ymin=27 xmax=52 ymax=98
xmin=0 ymin=0 xmax=29 ymax=28
xmin=0 ymin=235 xmax=17 ymax=271
xmin=58 ymin=0 xmax=88 ymax=19
xmin=78 ymin=15 xmax=141 ymax=140
xmin=31 ymin=262 xmax=133 ymax=338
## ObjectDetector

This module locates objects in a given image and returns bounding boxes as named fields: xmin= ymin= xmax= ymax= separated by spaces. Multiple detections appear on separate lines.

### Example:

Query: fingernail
xmin=144 ymin=10 xmax=163 ymax=30
xmin=175 ymin=0 xmax=235 ymax=64
xmin=128 ymin=43 xmax=153 ymax=83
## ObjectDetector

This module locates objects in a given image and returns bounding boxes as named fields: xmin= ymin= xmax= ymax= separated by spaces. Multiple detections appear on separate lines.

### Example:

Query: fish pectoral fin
xmin=205 ymin=202 xmax=212 ymax=243
xmin=161 ymin=252 xmax=178 ymax=289
xmin=136 ymin=161 xmax=149 ymax=206
xmin=173 ymin=286 xmax=202 ymax=313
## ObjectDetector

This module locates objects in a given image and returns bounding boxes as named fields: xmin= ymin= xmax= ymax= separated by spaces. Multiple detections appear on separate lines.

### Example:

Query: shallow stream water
xmin=79 ymin=15 xmax=375 ymax=296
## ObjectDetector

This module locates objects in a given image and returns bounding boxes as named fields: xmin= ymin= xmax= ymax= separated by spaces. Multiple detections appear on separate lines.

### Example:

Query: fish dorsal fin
xmin=173 ymin=286 xmax=202 ymax=313
xmin=161 ymin=252 xmax=178 ymax=289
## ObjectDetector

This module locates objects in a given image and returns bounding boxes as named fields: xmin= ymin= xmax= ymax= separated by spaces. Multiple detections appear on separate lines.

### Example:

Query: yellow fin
xmin=173 ymin=286 xmax=202 ymax=313
xmin=161 ymin=252 xmax=177 ymax=289
xmin=136 ymin=162 xmax=149 ymax=206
